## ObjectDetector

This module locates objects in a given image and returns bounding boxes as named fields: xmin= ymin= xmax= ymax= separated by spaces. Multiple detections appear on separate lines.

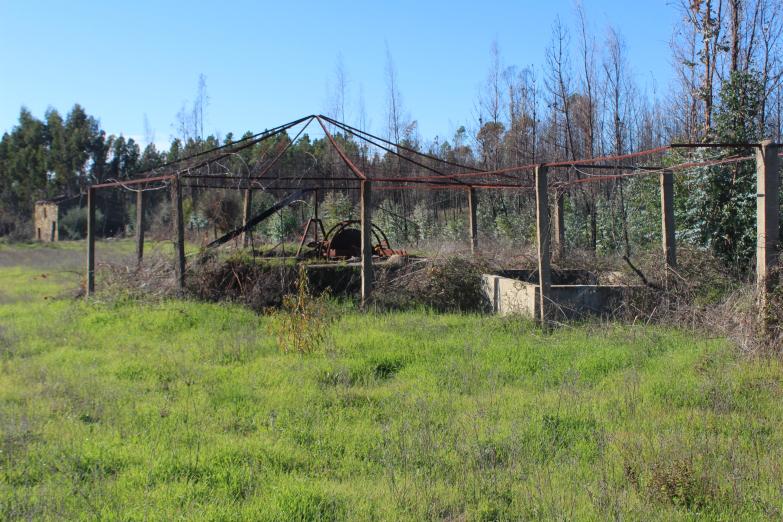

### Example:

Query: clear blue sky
xmin=0 ymin=1 xmax=679 ymax=146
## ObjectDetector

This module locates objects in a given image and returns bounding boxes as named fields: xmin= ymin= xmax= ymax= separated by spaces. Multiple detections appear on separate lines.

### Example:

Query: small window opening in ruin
xmin=37 ymin=228 xmax=41 ymax=240
xmin=43 ymin=207 xmax=47 ymax=219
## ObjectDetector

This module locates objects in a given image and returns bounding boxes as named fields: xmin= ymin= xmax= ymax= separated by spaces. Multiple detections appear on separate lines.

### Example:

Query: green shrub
xmin=60 ymin=206 xmax=104 ymax=239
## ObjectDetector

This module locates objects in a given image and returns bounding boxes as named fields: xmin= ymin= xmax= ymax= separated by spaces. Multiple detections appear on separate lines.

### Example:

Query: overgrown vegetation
xmin=269 ymin=267 xmax=338 ymax=354
xmin=1 ymin=245 xmax=783 ymax=520
xmin=375 ymin=255 xmax=491 ymax=312
xmin=187 ymin=252 xmax=298 ymax=310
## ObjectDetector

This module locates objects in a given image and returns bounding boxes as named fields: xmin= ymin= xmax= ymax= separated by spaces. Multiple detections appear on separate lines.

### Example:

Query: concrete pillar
xmin=660 ymin=170 xmax=676 ymax=268
xmin=172 ymin=176 xmax=186 ymax=292
xmin=467 ymin=187 xmax=478 ymax=254
xmin=360 ymin=180 xmax=373 ymax=307
xmin=756 ymin=140 xmax=781 ymax=323
xmin=552 ymin=189 xmax=565 ymax=261
xmin=242 ymin=189 xmax=252 ymax=247
xmin=535 ymin=165 xmax=552 ymax=329
xmin=135 ymin=190 xmax=144 ymax=267
xmin=86 ymin=187 xmax=96 ymax=298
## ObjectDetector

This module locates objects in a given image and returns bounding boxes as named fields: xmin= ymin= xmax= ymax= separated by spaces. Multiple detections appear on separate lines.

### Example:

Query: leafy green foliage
xmin=59 ymin=206 xmax=104 ymax=240
xmin=320 ymin=191 xmax=356 ymax=231
xmin=0 ymin=105 xmax=152 ymax=238
xmin=682 ymin=71 xmax=764 ymax=272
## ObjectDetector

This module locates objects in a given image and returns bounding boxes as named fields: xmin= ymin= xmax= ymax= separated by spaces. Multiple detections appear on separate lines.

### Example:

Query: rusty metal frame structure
xmin=84 ymin=113 xmax=781 ymax=328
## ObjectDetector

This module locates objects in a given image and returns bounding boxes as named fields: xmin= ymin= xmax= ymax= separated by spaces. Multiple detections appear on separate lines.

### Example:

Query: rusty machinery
xmin=296 ymin=219 xmax=406 ymax=260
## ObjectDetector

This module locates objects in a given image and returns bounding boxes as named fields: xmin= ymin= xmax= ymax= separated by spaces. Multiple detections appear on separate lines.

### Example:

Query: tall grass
xmin=0 ymin=244 xmax=782 ymax=520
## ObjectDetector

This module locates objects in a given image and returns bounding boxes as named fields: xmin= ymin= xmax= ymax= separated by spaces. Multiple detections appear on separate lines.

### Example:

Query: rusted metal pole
xmin=467 ymin=187 xmax=478 ymax=254
xmin=756 ymin=140 xmax=780 ymax=328
xmin=314 ymin=189 xmax=319 ymax=243
xmin=86 ymin=187 xmax=96 ymax=298
xmin=360 ymin=180 xmax=373 ymax=307
xmin=660 ymin=170 xmax=676 ymax=268
xmin=535 ymin=165 xmax=551 ymax=329
xmin=172 ymin=176 xmax=186 ymax=292
xmin=552 ymin=189 xmax=565 ymax=261
xmin=135 ymin=190 xmax=144 ymax=267
xmin=242 ymin=188 xmax=252 ymax=247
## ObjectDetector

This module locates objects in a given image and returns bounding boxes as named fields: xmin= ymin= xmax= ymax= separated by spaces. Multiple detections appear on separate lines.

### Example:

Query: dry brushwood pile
xmin=187 ymin=253 xmax=299 ymax=310
xmin=374 ymin=255 xmax=491 ymax=312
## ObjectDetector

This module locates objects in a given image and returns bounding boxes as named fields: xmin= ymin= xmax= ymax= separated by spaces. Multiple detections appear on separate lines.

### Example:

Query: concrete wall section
xmin=481 ymin=275 xmax=538 ymax=317
xmin=482 ymin=273 xmax=643 ymax=319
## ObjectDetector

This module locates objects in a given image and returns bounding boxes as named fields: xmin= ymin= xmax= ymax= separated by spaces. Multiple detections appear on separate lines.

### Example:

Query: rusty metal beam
xmin=316 ymin=116 xmax=367 ymax=180
xmin=671 ymin=142 xmax=761 ymax=148
xmin=90 ymin=174 xmax=175 ymax=189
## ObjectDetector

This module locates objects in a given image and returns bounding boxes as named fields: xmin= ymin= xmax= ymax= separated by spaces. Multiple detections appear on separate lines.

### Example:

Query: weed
xmin=648 ymin=457 xmax=714 ymax=509
xmin=269 ymin=266 xmax=337 ymax=354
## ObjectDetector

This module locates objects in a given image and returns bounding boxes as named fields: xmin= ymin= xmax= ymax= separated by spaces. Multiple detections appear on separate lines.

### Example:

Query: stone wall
xmin=34 ymin=202 xmax=59 ymax=241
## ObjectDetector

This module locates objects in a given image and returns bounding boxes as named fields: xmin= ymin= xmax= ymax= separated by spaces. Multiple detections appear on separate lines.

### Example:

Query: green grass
xmin=1 ymin=243 xmax=782 ymax=520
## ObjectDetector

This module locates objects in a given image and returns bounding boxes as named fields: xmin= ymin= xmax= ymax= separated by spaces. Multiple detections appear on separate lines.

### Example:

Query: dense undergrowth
xmin=1 ymin=241 xmax=783 ymax=520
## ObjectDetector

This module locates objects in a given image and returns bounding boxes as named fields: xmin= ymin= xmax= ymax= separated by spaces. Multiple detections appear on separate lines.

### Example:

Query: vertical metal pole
xmin=86 ymin=187 xmax=96 ymax=298
xmin=172 ymin=176 xmax=186 ymax=292
xmin=360 ymin=180 xmax=373 ymax=307
xmin=535 ymin=165 xmax=552 ymax=329
xmin=314 ymin=189 xmax=319 ymax=243
xmin=756 ymin=140 xmax=780 ymax=325
xmin=552 ymin=189 xmax=565 ymax=261
xmin=660 ymin=170 xmax=676 ymax=268
xmin=135 ymin=190 xmax=144 ymax=267
xmin=468 ymin=187 xmax=478 ymax=254
xmin=242 ymin=188 xmax=252 ymax=247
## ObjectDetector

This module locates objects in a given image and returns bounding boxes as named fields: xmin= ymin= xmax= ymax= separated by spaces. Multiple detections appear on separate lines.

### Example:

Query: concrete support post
xmin=467 ymin=187 xmax=478 ymax=254
xmin=242 ymin=189 xmax=252 ymax=247
xmin=172 ymin=176 xmax=186 ymax=292
xmin=135 ymin=190 xmax=144 ymax=267
xmin=86 ymin=187 xmax=96 ymax=298
xmin=535 ymin=165 xmax=552 ymax=329
xmin=552 ymin=189 xmax=565 ymax=261
xmin=360 ymin=180 xmax=373 ymax=307
xmin=660 ymin=170 xmax=677 ymax=268
xmin=756 ymin=140 xmax=781 ymax=325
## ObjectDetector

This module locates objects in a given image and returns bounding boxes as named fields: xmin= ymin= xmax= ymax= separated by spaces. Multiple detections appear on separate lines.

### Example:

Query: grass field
xmin=1 ymin=242 xmax=782 ymax=520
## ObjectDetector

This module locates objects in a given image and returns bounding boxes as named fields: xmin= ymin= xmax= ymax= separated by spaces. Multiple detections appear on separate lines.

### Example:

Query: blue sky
xmin=0 ymin=1 xmax=680 ymax=146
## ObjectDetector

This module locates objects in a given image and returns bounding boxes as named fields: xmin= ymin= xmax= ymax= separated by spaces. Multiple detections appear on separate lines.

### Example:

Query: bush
xmin=0 ymin=217 xmax=32 ymax=241
xmin=60 ymin=206 xmax=104 ymax=240
xmin=268 ymin=266 xmax=337 ymax=354
xmin=199 ymin=190 xmax=242 ymax=234
xmin=321 ymin=191 xmax=355 ymax=231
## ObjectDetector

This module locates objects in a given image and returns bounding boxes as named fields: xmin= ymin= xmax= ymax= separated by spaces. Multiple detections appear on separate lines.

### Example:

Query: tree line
xmin=1 ymin=1 xmax=781 ymax=273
